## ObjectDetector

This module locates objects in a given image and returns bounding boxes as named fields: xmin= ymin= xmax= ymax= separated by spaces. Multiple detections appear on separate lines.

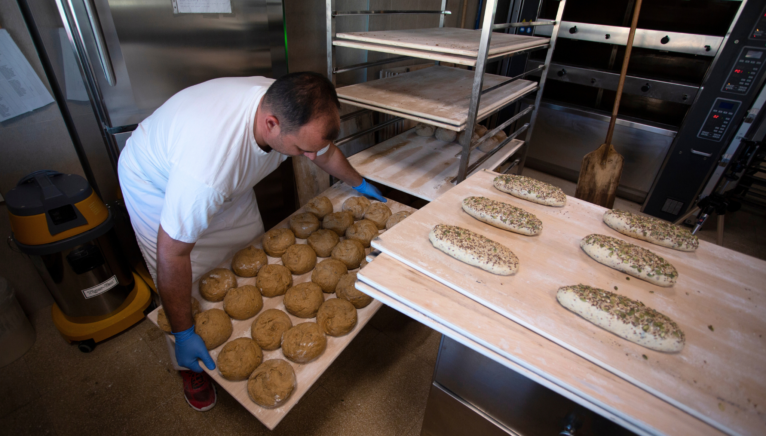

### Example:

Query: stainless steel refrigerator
xmin=18 ymin=0 xmax=287 ymax=203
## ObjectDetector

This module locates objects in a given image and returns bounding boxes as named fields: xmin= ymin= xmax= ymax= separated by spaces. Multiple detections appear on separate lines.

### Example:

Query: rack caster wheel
xmin=77 ymin=339 xmax=96 ymax=353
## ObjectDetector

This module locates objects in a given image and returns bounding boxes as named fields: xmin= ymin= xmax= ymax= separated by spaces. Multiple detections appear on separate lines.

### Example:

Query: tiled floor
xmin=2 ymin=170 xmax=764 ymax=436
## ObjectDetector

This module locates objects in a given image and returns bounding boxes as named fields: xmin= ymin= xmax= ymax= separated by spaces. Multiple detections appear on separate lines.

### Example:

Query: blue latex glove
xmin=172 ymin=326 xmax=215 ymax=373
xmin=353 ymin=179 xmax=387 ymax=202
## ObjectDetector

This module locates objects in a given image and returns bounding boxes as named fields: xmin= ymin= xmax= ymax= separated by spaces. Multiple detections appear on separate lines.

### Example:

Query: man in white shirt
xmin=118 ymin=72 xmax=385 ymax=411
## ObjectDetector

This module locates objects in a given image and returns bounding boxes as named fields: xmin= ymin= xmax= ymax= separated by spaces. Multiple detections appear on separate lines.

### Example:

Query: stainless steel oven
xmin=504 ymin=0 xmax=765 ymax=217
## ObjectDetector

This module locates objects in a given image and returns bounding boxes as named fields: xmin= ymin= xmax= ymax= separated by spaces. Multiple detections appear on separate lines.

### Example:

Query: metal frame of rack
xmin=327 ymin=0 xmax=566 ymax=186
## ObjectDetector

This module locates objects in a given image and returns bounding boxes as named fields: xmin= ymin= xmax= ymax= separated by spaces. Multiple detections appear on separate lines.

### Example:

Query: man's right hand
xmin=173 ymin=326 xmax=216 ymax=373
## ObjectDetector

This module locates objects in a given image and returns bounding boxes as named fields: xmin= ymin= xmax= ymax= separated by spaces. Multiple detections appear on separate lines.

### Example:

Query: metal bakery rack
xmin=327 ymin=0 xmax=567 ymax=201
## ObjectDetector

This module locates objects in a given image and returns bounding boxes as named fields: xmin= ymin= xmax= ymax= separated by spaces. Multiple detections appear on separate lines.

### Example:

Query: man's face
xmin=264 ymin=109 xmax=340 ymax=160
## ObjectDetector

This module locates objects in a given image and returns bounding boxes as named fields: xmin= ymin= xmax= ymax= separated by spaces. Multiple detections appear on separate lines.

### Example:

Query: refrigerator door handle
xmin=79 ymin=0 xmax=116 ymax=86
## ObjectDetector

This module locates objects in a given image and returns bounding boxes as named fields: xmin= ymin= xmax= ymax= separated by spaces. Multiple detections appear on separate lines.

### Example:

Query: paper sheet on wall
xmin=0 ymin=30 xmax=54 ymax=122
xmin=58 ymin=29 xmax=89 ymax=101
xmin=171 ymin=0 xmax=232 ymax=14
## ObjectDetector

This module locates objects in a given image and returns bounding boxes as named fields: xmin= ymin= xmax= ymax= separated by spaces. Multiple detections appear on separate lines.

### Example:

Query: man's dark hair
xmin=262 ymin=72 xmax=341 ymax=140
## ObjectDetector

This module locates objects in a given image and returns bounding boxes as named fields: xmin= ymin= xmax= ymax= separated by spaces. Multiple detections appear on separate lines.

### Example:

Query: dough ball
xmin=336 ymin=272 xmax=373 ymax=309
xmin=217 ymin=337 xmax=263 ymax=381
xmin=282 ymin=322 xmax=327 ymax=364
xmin=317 ymin=298 xmax=358 ymax=336
xmin=289 ymin=212 xmax=320 ymax=239
xmin=457 ymin=128 xmax=479 ymax=145
xmin=199 ymin=268 xmax=238 ymax=302
xmin=311 ymin=259 xmax=348 ymax=293
xmin=281 ymin=244 xmax=317 ymax=275
xmin=223 ymin=285 xmax=264 ymax=320
xmin=414 ymin=123 xmax=435 ymax=137
xmin=256 ymin=264 xmax=293 ymax=298
xmin=331 ymin=239 xmax=366 ymax=269
xmin=263 ymin=228 xmax=295 ymax=257
xmin=251 ymin=309 xmax=292 ymax=351
xmin=364 ymin=202 xmax=392 ymax=230
xmin=247 ymin=359 xmax=296 ymax=408
xmin=307 ymin=229 xmax=339 ymax=257
xmin=305 ymin=196 xmax=333 ymax=219
xmin=435 ymin=127 xmax=457 ymax=143
xmin=345 ymin=219 xmax=378 ymax=248
xmin=157 ymin=297 xmax=201 ymax=333
xmin=323 ymin=211 xmax=354 ymax=236
xmin=479 ymin=130 xmax=507 ymax=152
xmin=231 ymin=246 xmax=268 ymax=278
xmin=342 ymin=196 xmax=371 ymax=220
xmin=385 ymin=211 xmax=412 ymax=230
xmin=283 ymin=282 xmax=324 ymax=318
xmin=458 ymin=123 xmax=486 ymax=145
xmin=195 ymin=308 xmax=233 ymax=350
xmin=360 ymin=258 xmax=368 ymax=269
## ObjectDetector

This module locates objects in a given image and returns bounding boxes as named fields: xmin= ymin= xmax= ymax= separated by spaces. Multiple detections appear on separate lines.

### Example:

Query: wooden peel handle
xmin=603 ymin=0 xmax=643 ymax=157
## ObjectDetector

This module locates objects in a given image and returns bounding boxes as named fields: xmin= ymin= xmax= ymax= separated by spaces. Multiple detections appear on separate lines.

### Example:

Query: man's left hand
xmin=353 ymin=179 xmax=387 ymax=202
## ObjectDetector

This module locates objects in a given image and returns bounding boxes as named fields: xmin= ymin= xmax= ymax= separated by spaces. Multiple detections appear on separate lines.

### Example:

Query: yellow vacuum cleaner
xmin=6 ymin=171 xmax=151 ymax=352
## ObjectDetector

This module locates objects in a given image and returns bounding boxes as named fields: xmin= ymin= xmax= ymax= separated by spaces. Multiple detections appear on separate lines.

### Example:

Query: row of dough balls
xmin=159 ymin=266 xmax=373 ymax=339
xmin=415 ymin=122 xmax=508 ymax=153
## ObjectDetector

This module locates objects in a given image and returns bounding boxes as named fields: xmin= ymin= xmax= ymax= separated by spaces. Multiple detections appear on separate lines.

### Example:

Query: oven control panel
xmin=697 ymin=98 xmax=741 ymax=142
xmin=749 ymin=11 xmax=766 ymax=40
xmin=722 ymin=47 xmax=765 ymax=94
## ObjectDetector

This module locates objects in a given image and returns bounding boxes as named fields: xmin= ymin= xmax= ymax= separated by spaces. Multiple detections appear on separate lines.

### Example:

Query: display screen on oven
xmin=722 ymin=47 xmax=765 ymax=94
xmin=697 ymin=98 xmax=741 ymax=142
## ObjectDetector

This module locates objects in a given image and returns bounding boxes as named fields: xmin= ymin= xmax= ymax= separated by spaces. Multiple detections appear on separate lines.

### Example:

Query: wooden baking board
xmin=333 ymin=39 xmax=549 ymax=67
xmin=335 ymin=66 xmax=537 ymax=128
xmin=347 ymin=128 xmax=523 ymax=201
xmin=146 ymin=183 xmax=415 ymax=430
xmin=371 ymin=170 xmax=766 ymax=436
xmin=335 ymin=27 xmax=549 ymax=57
xmin=356 ymin=256 xmax=723 ymax=436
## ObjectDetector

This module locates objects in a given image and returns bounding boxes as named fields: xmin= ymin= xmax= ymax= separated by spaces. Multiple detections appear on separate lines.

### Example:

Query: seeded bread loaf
xmin=604 ymin=210 xmax=699 ymax=252
xmin=462 ymin=196 xmax=542 ymax=236
xmin=580 ymin=234 xmax=678 ymax=287
xmin=429 ymin=224 xmax=519 ymax=275
xmin=557 ymin=284 xmax=685 ymax=352
xmin=493 ymin=175 xmax=566 ymax=207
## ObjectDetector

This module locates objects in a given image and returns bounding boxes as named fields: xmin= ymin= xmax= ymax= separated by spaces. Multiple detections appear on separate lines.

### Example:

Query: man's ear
xmin=264 ymin=114 xmax=281 ymax=137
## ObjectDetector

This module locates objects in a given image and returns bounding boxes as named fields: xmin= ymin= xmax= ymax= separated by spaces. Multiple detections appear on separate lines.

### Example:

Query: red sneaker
xmin=181 ymin=370 xmax=217 ymax=412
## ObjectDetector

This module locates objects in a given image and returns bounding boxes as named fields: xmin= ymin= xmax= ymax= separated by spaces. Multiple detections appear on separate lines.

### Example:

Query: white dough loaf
xmin=435 ymin=127 xmax=457 ymax=142
xmin=557 ymin=284 xmax=685 ymax=352
xmin=493 ymin=175 xmax=566 ymax=207
xmin=580 ymin=234 xmax=678 ymax=287
xmin=462 ymin=196 xmax=542 ymax=236
xmin=429 ymin=224 xmax=518 ymax=275
xmin=604 ymin=210 xmax=699 ymax=252
xmin=414 ymin=123 xmax=435 ymax=137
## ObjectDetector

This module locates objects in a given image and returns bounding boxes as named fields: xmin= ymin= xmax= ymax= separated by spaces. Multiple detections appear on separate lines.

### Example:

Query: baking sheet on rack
xmin=371 ymin=170 xmax=766 ymax=436
xmin=147 ymin=182 xmax=415 ymax=430
xmin=347 ymin=127 xmax=524 ymax=201
xmin=336 ymin=66 xmax=537 ymax=128
xmin=335 ymin=28 xmax=549 ymax=57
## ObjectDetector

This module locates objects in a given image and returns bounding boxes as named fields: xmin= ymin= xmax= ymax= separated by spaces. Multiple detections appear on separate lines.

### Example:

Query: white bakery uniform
xmin=118 ymin=77 xmax=288 ymax=369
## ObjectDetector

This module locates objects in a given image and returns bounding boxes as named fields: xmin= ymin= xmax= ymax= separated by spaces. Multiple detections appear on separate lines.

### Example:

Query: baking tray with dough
xmin=356 ymin=254 xmax=724 ymax=436
xmin=147 ymin=182 xmax=416 ymax=430
xmin=370 ymin=170 xmax=766 ymax=436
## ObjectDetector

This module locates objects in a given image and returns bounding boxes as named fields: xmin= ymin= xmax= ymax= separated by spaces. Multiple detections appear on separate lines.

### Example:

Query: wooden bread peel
xmin=574 ymin=0 xmax=642 ymax=208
